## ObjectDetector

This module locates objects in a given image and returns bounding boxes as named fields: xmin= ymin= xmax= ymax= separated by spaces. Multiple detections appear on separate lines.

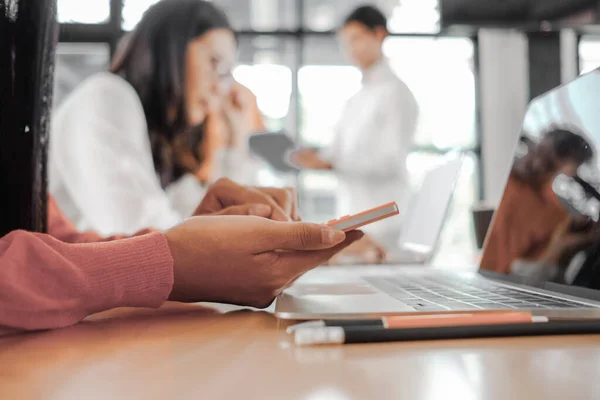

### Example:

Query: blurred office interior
xmin=53 ymin=0 xmax=600 ymax=265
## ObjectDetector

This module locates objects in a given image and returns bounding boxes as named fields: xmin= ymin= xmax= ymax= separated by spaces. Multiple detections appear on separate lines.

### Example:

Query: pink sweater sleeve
xmin=0 ymin=230 xmax=174 ymax=334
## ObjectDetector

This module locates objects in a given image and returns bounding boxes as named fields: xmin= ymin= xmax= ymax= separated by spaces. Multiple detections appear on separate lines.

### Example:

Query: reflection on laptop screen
xmin=480 ymin=68 xmax=600 ymax=289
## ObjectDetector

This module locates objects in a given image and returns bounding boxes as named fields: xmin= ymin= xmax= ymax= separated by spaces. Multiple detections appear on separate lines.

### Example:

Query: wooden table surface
xmin=1 ymin=302 xmax=599 ymax=400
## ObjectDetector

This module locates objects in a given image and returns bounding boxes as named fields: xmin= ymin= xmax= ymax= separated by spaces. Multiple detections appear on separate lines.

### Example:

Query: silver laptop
xmin=276 ymin=68 xmax=600 ymax=320
xmin=388 ymin=153 xmax=464 ymax=264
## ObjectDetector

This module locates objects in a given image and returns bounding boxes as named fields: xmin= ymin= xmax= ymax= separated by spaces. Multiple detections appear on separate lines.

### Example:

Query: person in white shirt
xmin=50 ymin=0 xmax=238 ymax=235
xmin=291 ymin=5 xmax=419 ymax=257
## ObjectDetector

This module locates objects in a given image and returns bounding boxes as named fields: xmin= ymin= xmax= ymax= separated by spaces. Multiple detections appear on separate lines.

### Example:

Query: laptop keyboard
xmin=363 ymin=275 xmax=590 ymax=311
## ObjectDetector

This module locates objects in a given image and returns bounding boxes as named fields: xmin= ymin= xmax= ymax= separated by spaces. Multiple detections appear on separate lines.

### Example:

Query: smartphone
xmin=326 ymin=202 xmax=399 ymax=232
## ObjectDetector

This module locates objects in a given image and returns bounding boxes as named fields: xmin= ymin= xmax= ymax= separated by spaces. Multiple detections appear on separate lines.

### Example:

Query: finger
xmin=214 ymin=204 xmax=272 ymax=218
xmin=285 ymin=187 xmax=301 ymax=221
xmin=259 ymin=187 xmax=293 ymax=220
xmin=255 ymin=222 xmax=347 ymax=252
xmin=198 ymin=178 xmax=290 ymax=221
xmin=278 ymin=231 xmax=365 ymax=275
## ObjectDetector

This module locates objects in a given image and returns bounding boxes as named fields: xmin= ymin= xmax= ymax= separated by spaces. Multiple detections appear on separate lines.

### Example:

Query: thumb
xmin=263 ymin=222 xmax=346 ymax=251
xmin=215 ymin=204 xmax=272 ymax=218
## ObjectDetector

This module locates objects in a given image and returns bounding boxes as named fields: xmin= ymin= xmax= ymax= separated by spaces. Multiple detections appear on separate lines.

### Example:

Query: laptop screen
xmin=480 ymin=68 xmax=600 ymax=290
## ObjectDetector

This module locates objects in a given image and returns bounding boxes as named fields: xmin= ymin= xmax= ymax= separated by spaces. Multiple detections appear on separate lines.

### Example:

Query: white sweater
xmin=49 ymin=72 xmax=205 ymax=236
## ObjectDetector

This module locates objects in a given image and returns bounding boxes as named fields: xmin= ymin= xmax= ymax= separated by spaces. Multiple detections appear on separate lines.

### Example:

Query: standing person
xmin=49 ymin=0 xmax=237 ymax=236
xmin=291 ymin=5 xmax=419 ymax=253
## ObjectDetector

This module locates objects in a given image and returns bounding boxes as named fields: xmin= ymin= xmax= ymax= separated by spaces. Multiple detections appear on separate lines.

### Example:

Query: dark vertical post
xmin=109 ymin=0 xmax=123 ymax=57
xmin=0 ymin=0 xmax=58 ymax=236
xmin=472 ymin=35 xmax=484 ymax=201
xmin=527 ymin=31 xmax=562 ymax=100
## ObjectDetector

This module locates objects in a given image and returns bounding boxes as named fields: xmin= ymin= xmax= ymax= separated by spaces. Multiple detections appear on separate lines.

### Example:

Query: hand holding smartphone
xmin=326 ymin=202 xmax=399 ymax=232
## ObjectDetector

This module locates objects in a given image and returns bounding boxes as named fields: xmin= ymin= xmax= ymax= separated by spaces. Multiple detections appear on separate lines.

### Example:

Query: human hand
xmin=193 ymin=163 xmax=213 ymax=185
xmin=165 ymin=216 xmax=363 ymax=307
xmin=194 ymin=178 xmax=300 ymax=221
xmin=221 ymin=84 xmax=256 ymax=146
xmin=543 ymin=217 xmax=600 ymax=265
xmin=289 ymin=148 xmax=332 ymax=170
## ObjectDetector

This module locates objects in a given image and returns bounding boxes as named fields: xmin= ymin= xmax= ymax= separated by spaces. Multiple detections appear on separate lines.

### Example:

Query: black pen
xmin=286 ymin=318 xmax=388 ymax=334
xmin=293 ymin=320 xmax=600 ymax=346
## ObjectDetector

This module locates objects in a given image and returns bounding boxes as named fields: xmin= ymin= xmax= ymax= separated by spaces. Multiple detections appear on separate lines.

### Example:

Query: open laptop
xmin=388 ymin=153 xmax=464 ymax=264
xmin=276 ymin=68 xmax=600 ymax=320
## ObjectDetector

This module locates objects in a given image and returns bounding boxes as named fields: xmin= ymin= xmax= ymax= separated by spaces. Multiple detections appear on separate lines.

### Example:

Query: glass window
xmin=213 ymin=0 xmax=297 ymax=31
xmin=384 ymin=37 xmax=476 ymax=148
xmin=231 ymin=36 xmax=298 ymax=188
xmin=303 ymin=0 xmax=439 ymax=33
xmin=53 ymin=43 xmax=110 ymax=109
xmin=234 ymin=36 xmax=297 ymax=133
xmin=122 ymin=0 xmax=160 ymax=31
xmin=58 ymin=0 xmax=109 ymax=24
xmin=579 ymin=35 xmax=600 ymax=74
xmin=123 ymin=0 xmax=297 ymax=31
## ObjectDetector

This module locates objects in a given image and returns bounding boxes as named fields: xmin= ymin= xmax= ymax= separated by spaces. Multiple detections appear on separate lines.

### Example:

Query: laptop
xmin=276 ymin=68 xmax=600 ymax=320
xmin=387 ymin=153 xmax=464 ymax=264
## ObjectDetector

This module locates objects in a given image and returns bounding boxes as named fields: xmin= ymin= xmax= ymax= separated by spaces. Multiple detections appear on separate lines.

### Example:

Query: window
xmin=122 ymin=0 xmax=161 ymax=30
xmin=579 ymin=35 xmax=600 ymax=74
xmin=234 ymin=36 xmax=298 ymax=133
xmin=123 ymin=0 xmax=298 ymax=31
xmin=303 ymin=0 xmax=440 ymax=33
xmin=58 ymin=0 xmax=109 ymax=24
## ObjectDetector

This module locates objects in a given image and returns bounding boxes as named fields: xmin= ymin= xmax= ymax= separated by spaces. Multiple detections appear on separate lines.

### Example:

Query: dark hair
xmin=110 ymin=0 xmax=232 ymax=185
xmin=544 ymin=127 xmax=594 ymax=165
xmin=343 ymin=5 xmax=388 ymax=32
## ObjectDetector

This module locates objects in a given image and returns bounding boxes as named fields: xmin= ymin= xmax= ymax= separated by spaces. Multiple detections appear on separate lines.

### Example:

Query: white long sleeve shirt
xmin=49 ymin=72 xmax=204 ymax=236
xmin=321 ymin=59 xmax=419 ymax=247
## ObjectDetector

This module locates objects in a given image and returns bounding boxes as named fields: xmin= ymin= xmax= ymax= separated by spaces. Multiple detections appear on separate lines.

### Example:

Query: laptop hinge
xmin=543 ymin=281 xmax=600 ymax=302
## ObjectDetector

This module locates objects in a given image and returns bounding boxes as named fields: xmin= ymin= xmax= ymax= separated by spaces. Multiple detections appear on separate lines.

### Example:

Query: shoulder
xmin=52 ymin=72 xmax=148 ymax=146
xmin=54 ymin=72 xmax=143 ymax=121
xmin=53 ymin=72 xmax=145 ymax=131
xmin=388 ymin=76 xmax=416 ymax=101
xmin=69 ymin=72 xmax=141 ymax=107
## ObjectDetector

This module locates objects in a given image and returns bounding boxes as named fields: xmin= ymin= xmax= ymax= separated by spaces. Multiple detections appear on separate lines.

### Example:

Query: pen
xmin=291 ymin=319 xmax=600 ymax=347
xmin=286 ymin=312 xmax=542 ymax=334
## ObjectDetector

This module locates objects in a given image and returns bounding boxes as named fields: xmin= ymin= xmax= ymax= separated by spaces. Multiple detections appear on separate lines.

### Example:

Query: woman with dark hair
xmin=49 ymin=0 xmax=237 ymax=235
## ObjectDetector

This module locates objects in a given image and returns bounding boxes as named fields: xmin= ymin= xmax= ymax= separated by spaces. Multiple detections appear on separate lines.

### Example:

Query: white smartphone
xmin=326 ymin=202 xmax=399 ymax=232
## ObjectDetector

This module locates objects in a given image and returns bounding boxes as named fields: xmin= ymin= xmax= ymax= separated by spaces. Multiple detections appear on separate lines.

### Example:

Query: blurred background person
xmin=49 ymin=0 xmax=236 ymax=235
xmin=291 ymin=4 xmax=419 ymax=255
xmin=481 ymin=127 xmax=595 ymax=275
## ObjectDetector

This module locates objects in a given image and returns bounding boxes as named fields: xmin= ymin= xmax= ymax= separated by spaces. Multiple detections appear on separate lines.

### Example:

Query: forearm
xmin=0 ymin=231 xmax=173 ymax=335
xmin=311 ymin=157 xmax=334 ymax=170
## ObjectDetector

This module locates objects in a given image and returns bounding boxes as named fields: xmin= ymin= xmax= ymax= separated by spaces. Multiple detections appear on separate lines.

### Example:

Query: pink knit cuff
xmin=62 ymin=232 xmax=174 ymax=312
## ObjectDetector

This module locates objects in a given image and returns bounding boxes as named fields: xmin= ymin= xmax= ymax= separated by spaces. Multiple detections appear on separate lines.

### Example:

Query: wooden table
xmin=1 ymin=302 xmax=599 ymax=400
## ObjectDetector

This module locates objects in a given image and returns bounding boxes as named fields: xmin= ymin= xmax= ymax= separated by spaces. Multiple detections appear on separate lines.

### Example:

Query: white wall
xmin=560 ymin=29 xmax=579 ymax=84
xmin=478 ymin=29 xmax=529 ymax=205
